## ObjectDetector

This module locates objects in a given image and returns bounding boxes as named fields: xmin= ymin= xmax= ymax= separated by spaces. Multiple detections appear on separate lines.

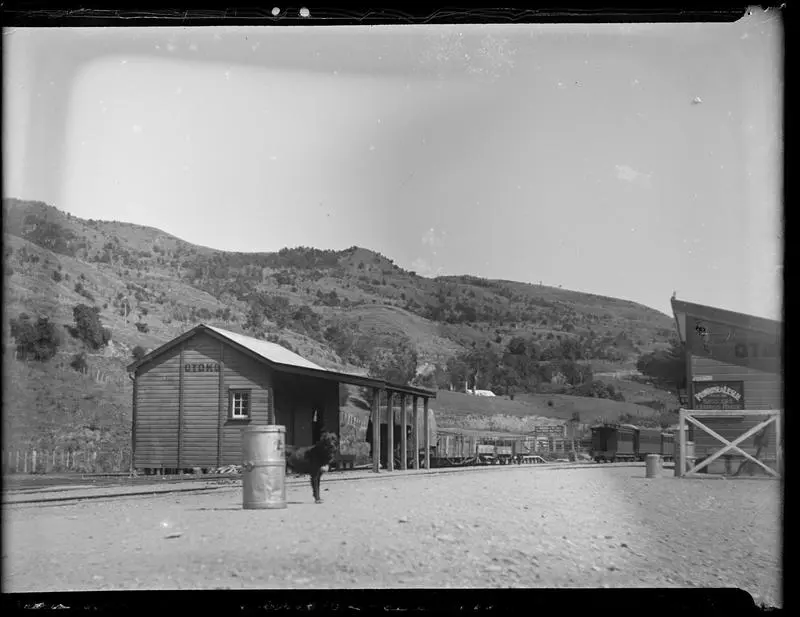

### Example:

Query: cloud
xmin=615 ymin=164 xmax=652 ymax=187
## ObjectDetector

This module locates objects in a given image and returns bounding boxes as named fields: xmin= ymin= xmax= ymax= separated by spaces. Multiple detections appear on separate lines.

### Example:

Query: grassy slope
xmin=432 ymin=389 xmax=661 ymax=434
xmin=3 ymin=198 xmax=680 ymax=456
xmin=336 ymin=304 xmax=467 ymax=366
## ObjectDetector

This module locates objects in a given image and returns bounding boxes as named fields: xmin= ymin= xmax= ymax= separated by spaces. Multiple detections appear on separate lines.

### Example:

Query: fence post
xmin=117 ymin=449 xmax=123 ymax=472
xmin=32 ymin=450 xmax=37 ymax=473
xmin=93 ymin=450 xmax=98 ymax=473
xmin=16 ymin=451 xmax=20 ymax=473
xmin=23 ymin=451 xmax=28 ymax=474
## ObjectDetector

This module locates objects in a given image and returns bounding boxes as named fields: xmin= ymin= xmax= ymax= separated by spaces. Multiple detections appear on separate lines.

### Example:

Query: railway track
xmin=3 ymin=461 xmax=664 ymax=505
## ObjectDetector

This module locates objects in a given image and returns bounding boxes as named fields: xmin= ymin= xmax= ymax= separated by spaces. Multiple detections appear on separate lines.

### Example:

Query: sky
xmin=3 ymin=11 xmax=784 ymax=320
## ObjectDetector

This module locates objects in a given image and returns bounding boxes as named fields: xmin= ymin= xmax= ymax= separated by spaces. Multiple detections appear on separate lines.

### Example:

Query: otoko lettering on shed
xmin=126 ymin=324 xmax=436 ymax=475
xmin=671 ymin=298 xmax=782 ymax=478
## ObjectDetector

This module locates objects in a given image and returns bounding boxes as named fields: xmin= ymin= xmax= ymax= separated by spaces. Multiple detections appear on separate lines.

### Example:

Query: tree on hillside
xmin=506 ymin=336 xmax=528 ymax=356
xmin=131 ymin=346 xmax=147 ymax=362
xmin=10 ymin=314 xmax=61 ymax=361
xmin=445 ymin=355 xmax=470 ymax=391
xmin=323 ymin=323 xmax=356 ymax=360
xmin=636 ymin=339 xmax=686 ymax=389
xmin=367 ymin=338 xmax=418 ymax=385
xmin=244 ymin=305 xmax=265 ymax=331
xmin=70 ymin=351 xmax=88 ymax=373
xmin=71 ymin=304 xmax=111 ymax=349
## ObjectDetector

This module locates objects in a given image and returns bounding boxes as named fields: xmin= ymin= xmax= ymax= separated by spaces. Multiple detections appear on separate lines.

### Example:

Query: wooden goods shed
xmin=126 ymin=324 xmax=436 ymax=474
xmin=671 ymin=298 xmax=783 ymax=477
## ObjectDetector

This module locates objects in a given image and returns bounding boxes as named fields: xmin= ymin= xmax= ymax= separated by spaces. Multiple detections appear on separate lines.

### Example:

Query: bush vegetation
xmin=10 ymin=314 xmax=61 ymax=361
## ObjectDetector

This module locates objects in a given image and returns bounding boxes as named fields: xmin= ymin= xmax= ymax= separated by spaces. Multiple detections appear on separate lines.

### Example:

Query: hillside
xmin=430 ymin=389 xmax=663 ymax=433
xmin=3 ymin=197 xmax=680 ymax=457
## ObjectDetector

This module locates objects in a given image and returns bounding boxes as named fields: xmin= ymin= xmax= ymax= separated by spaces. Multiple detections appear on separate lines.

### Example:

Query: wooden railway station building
xmin=126 ymin=324 xmax=436 ymax=474
xmin=671 ymin=298 xmax=782 ymax=476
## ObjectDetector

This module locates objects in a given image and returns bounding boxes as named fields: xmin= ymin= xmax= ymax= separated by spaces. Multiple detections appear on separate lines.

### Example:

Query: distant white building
xmin=469 ymin=389 xmax=496 ymax=397
xmin=463 ymin=378 xmax=496 ymax=397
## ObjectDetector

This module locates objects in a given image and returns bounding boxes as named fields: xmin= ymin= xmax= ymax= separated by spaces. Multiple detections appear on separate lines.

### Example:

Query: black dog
xmin=285 ymin=432 xmax=338 ymax=504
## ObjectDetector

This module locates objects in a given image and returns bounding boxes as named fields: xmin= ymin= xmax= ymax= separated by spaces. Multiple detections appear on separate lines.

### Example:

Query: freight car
xmin=591 ymin=423 xmax=675 ymax=462
xmin=591 ymin=423 xmax=638 ymax=462
xmin=423 ymin=430 xmax=540 ymax=467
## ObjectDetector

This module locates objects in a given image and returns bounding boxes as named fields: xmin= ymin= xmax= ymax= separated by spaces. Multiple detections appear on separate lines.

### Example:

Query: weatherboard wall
xmin=219 ymin=337 xmax=273 ymax=466
xmin=133 ymin=346 xmax=181 ymax=468
xmin=133 ymin=331 xmax=275 ymax=470
xmin=685 ymin=313 xmax=781 ymax=462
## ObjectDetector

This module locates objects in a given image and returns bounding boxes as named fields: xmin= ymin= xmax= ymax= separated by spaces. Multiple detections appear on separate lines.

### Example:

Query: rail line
xmin=2 ymin=461 xmax=658 ymax=506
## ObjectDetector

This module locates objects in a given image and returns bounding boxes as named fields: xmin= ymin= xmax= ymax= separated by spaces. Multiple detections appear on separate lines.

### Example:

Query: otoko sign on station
xmin=184 ymin=362 xmax=220 ymax=373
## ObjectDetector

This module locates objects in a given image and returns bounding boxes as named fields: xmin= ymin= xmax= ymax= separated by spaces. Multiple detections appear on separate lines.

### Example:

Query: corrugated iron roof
xmin=203 ymin=325 xmax=328 ymax=372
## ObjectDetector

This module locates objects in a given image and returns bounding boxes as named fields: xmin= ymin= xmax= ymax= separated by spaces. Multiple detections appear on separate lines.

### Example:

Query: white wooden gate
xmin=677 ymin=409 xmax=782 ymax=478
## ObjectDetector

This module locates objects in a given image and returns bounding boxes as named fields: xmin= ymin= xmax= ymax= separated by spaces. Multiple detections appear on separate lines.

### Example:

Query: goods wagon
xmin=425 ymin=430 xmax=542 ymax=467
xmin=660 ymin=432 xmax=675 ymax=462
xmin=591 ymin=423 xmax=675 ymax=462
xmin=637 ymin=428 xmax=663 ymax=458
xmin=591 ymin=424 xmax=638 ymax=462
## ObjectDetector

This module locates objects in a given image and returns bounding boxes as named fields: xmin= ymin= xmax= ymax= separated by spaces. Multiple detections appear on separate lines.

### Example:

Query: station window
xmin=229 ymin=389 xmax=251 ymax=420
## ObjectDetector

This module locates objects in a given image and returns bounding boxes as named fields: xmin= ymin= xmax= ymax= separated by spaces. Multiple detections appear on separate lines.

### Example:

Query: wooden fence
xmin=10 ymin=350 xmax=129 ymax=386
xmin=676 ymin=408 xmax=782 ymax=479
xmin=2 ymin=448 xmax=132 ymax=475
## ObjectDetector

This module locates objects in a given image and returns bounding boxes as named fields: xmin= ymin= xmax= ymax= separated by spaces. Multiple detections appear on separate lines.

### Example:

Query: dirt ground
xmin=2 ymin=465 xmax=782 ymax=606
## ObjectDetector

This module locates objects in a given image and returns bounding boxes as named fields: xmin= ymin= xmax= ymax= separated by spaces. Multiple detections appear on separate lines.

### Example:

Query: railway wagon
xmin=428 ymin=429 xmax=539 ymax=467
xmin=494 ymin=444 xmax=514 ymax=464
xmin=591 ymin=424 xmax=637 ymax=462
xmin=512 ymin=438 xmax=537 ymax=462
xmin=430 ymin=432 xmax=478 ymax=466
xmin=637 ymin=428 xmax=663 ymax=460
xmin=660 ymin=432 xmax=675 ymax=461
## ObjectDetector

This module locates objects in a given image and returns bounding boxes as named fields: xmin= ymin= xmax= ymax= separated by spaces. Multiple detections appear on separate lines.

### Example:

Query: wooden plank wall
xmin=687 ymin=316 xmax=781 ymax=409
xmin=134 ymin=347 xmax=181 ymax=468
xmin=686 ymin=316 xmax=781 ymax=465
xmin=181 ymin=332 xmax=222 ymax=467
xmin=691 ymin=355 xmax=781 ymax=409
xmin=221 ymin=342 xmax=273 ymax=465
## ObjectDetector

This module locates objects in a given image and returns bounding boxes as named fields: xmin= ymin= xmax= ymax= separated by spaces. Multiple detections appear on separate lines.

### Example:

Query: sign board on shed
xmin=692 ymin=381 xmax=745 ymax=410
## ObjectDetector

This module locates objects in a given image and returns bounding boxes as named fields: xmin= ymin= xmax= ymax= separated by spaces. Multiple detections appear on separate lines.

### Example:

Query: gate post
xmin=677 ymin=408 xmax=687 ymax=478
xmin=775 ymin=410 xmax=783 ymax=474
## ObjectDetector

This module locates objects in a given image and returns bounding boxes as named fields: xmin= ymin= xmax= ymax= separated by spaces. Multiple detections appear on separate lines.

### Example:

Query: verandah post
xmin=774 ymin=410 xmax=782 ymax=475
xmin=400 ymin=393 xmax=408 ymax=471
xmin=386 ymin=391 xmax=395 ymax=472
xmin=678 ymin=408 xmax=687 ymax=477
xmin=371 ymin=387 xmax=381 ymax=473
xmin=412 ymin=395 xmax=420 ymax=470
xmin=424 ymin=398 xmax=431 ymax=470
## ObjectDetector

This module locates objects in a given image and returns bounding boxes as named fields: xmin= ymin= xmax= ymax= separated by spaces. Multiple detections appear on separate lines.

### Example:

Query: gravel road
xmin=2 ymin=465 xmax=782 ymax=606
